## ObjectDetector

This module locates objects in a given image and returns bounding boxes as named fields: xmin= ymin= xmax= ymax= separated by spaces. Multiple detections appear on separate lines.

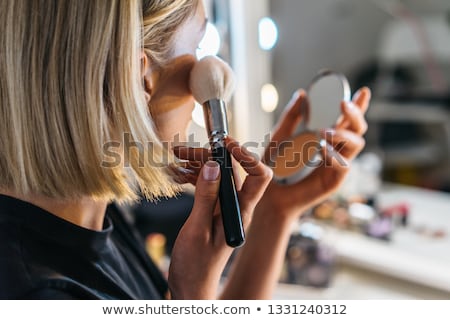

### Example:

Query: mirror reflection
xmin=307 ymin=71 xmax=351 ymax=130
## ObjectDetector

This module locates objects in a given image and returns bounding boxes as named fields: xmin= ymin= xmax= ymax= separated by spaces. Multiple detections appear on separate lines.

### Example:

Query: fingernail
xmin=286 ymin=89 xmax=305 ymax=111
xmin=202 ymin=161 xmax=220 ymax=181
xmin=177 ymin=167 xmax=195 ymax=175
xmin=344 ymin=102 xmax=357 ymax=112
xmin=327 ymin=143 xmax=335 ymax=153
xmin=321 ymin=129 xmax=335 ymax=139
xmin=319 ymin=138 xmax=327 ymax=149
xmin=291 ymin=89 xmax=304 ymax=100
xmin=352 ymin=89 xmax=362 ymax=100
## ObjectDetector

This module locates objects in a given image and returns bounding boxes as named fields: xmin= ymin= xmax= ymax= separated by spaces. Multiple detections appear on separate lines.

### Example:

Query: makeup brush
xmin=189 ymin=55 xmax=244 ymax=248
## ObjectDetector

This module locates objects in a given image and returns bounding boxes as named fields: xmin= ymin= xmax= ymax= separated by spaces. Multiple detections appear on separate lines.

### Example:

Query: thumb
xmin=264 ymin=90 xmax=308 ymax=164
xmin=190 ymin=161 xmax=221 ymax=226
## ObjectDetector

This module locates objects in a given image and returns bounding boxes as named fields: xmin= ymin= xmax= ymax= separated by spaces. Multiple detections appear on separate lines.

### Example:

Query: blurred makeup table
xmin=275 ymin=183 xmax=450 ymax=299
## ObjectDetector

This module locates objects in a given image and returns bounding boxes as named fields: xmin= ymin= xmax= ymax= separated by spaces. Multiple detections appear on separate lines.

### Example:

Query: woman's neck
xmin=0 ymin=190 xmax=107 ymax=231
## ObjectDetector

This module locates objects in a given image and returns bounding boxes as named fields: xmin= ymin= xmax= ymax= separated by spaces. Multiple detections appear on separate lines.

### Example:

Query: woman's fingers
xmin=173 ymin=146 xmax=211 ymax=162
xmin=272 ymin=90 xmax=308 ymax=141
xmin=172 ymin=146 xmax=211 ymax=186
xmin=264 ymin=90 xmax=308 ymax=163
xmin=173 ymin=136 xmax=272 ymax=221
xmin=352 ymin=87 xmax=371 ymax=113
xmin=188 ymin=161 xmax=221 ymax=236
xmin=225 ymin=137 xmax=273 ymax=222
xmin=231 ymin=156 xmax=244 ymax=191
xmin=281 ymin=142 xmax=350 ymax=212
xmin=173 ymin=146 xmax=244 ymax=189
xmin=336 ymin=101 xmax=368 ymax=135
xmin=178 ymin=160 xmax=202 ymax=173
xmin=336 ymin=87 xmax=371 ymax=133
xmin=322 ymin=129 xmax=365 ymax=160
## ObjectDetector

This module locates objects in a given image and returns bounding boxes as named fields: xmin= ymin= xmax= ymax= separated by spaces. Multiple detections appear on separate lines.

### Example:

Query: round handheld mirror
xmin=271 ymin=71 xmax=351 ymax=185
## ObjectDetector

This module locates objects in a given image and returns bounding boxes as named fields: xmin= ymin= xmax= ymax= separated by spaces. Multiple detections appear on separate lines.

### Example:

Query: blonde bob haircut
xmin=142 ymin=0 xmax=198 ymax=66
xmin=0 ymin=0 xmax=183 ymax=202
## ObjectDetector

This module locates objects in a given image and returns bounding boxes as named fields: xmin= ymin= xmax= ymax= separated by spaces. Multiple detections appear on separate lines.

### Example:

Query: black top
xmin=0 ymin=195 xmax=168 ymax=299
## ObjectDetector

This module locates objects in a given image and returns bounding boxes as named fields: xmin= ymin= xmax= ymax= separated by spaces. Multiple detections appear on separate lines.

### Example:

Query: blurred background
xmin=136 ymin=0 xmax=450 ymax=299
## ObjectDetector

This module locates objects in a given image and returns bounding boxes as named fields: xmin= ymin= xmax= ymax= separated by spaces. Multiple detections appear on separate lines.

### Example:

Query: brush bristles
xmin=189 ymin=56 xmax=236 ymax=104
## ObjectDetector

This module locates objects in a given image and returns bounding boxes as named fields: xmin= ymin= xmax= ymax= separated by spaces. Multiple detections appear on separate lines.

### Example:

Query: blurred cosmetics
xmin=280 ymin=223 xmax=336 ymax=288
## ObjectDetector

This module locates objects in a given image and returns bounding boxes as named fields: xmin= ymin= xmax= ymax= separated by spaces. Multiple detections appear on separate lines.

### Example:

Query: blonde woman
xmin=0 ymin=0 xmax=369 ymax=299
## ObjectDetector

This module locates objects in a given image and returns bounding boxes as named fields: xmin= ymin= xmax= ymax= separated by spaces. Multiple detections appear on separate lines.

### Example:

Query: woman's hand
xmin=171 ymin=89 xmax=370 ymax=299
xmin=259 ymin=87 xmax=371 ymax=220
xmin=210 ymin=87 xmax=371 ymax=300
xmin=168 ymin=139 xmax=272 ymax=299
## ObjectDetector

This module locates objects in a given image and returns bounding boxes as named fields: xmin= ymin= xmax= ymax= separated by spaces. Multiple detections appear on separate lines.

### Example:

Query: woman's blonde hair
xmin=0 ymin=0 xmax=185 ymax=202
xmin=142 ymin=0 xmax=198 ymax=66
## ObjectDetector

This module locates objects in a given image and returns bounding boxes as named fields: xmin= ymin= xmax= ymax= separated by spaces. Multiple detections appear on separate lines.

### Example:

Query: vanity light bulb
xmin=261 ymin=83 xmax=279 ymax=113
xmin=258 ymin=17 xmax=279 ymax=51
xmin=196 ymin=22 xmax=221 ymax=59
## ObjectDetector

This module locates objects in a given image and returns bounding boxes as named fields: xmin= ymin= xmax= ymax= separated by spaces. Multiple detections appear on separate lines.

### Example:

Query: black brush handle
xmin=212 ymin=146 xmax=245 ymax=248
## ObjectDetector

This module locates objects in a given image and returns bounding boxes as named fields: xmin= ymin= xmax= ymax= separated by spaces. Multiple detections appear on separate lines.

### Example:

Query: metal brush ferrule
xmin=203 ymin=99 xmax=229 ymax=150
